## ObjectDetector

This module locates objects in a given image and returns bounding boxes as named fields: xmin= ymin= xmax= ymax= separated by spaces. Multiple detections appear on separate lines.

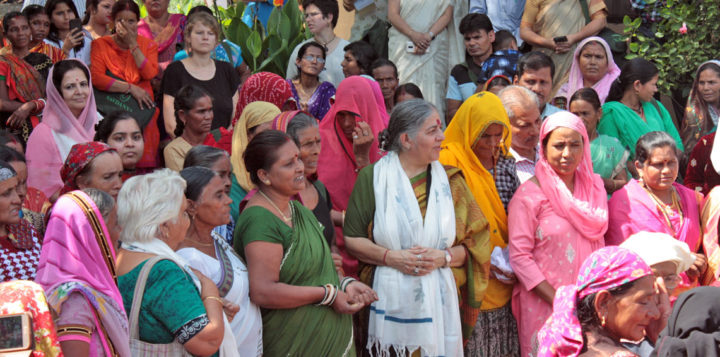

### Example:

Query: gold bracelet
xmin=203 ymin=296 xmax=223 ymax=305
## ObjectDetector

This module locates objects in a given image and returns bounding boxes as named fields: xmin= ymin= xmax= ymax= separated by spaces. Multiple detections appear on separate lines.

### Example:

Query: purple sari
xmin=288 ymin=80 xmax=335 ymax=120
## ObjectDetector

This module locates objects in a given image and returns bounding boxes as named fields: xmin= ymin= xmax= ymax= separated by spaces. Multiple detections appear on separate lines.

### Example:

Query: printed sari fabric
xmin=235 ymin=201 xmax=355 ymax=356
xmin=138 ymin=13 xmax=185 ymax=71
xmin=679 ymin=60 xmax=720 ymax=154
xmin=30 ymin=41 xmax=67 ymax=64
xmin=685 ymin=132 xmax=720 ymax=195
xmin=232 ymin=72 xmax=293 ymax=127
xmin=344 ymin=163 xmax=491 ymax=351
xmin=607 ymin=179 xmax=702 ymax=296
xmin=590 ymin=134 xmax=630 ymax=180
xmin=288 ymin=80 xmax=335 ymax=120
xmin=0 ymin=49 xmax=46 ymax=143
xmin=521 ymin=0 xmax=607 ymax=95
xmin=0 ymin=219 xmax=42 ymax=282
xmin=599 ymin=100 xmax=685 ymax=157
xmin=36 ymin=191 xmax=130 ymax=357
xmin=0 ymin=280 xmax=62 ymax=356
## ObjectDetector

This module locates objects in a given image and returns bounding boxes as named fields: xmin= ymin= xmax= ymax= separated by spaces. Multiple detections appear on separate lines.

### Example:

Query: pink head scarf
xmin=562 ymin=36 xmax=621 ymax=104
xmin=317 ymin=76 xmax=388 ymax=210
xmin=537 ymin=246 xmax=653 ymax=356
xmin=35 ymin=190 xmax=130 ymax=356
xmin=42 ymin=59 xmax=98 ymax=143
xmin=536 ymin=111 xmax=608 ymax=241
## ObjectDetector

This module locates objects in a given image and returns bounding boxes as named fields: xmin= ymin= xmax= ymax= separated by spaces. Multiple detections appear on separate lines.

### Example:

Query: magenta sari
xmin=138 ymin=14 xmax=185 ymax=71
xmin=606 ymin=179 xmax=702 ymax=294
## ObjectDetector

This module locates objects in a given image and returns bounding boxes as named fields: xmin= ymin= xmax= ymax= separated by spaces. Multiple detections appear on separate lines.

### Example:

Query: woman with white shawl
xmin=344 ymin=99 xmax=492 ymax=356
xmin=115 ymin=169 xmax=239 ymax=356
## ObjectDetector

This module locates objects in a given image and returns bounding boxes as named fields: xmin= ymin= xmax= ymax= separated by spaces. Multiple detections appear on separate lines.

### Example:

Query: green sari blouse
xmin=598 ymin=100 xmax=684 ymax=157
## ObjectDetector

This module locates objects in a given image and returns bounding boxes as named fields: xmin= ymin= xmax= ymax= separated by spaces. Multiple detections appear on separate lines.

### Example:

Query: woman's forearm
xmin=249 ymin=281 xmax=326 ymax=309
xmin=130 ymin=47 xmax=148 ymax=73
xmin=387 ymin=0 xmax=417 ymax=39
xmin=520 ymin=26 xmax=554 ymax=48
xmin=569 ymin=15 xmax=606 ymax=44
xmin=429 ymin=5 xmax=453 ymax=37
xmin=345 ymin=236 xmax=387 ymax=266
xmin=532 ymin=280 xmax=556 ymax=305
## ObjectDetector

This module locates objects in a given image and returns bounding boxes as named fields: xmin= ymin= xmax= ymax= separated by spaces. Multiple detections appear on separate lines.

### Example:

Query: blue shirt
xmin=469 ymin=0 xmax=526 ymax=45
xmin=173 ymin=40 xmax=243 ymax=67
xmin=481 ymin=49 xmax=520 ymax=84
xmin=542 ymin=103 xmax=564 ymax=120
xmin=242 ymin=0 xmax=288 ymax=29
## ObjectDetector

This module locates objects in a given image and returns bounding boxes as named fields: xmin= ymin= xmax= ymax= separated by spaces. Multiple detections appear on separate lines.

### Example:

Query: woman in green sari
xmin=598 ymin=58 xmax=684 ymax=158
xmin=569 ymin=87 xmax=628 ymax=195
xmin=234 ymin=130 xmax=377 ymax=356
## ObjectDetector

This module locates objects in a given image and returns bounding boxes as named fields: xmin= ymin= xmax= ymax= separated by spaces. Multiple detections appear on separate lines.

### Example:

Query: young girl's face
xmin=29 ymin=13 xmax=51 ymax=41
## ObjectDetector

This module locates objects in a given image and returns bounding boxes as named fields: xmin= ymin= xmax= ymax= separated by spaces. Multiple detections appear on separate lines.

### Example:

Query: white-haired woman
xmin=115 ymin=169 xmax=233 ymax=356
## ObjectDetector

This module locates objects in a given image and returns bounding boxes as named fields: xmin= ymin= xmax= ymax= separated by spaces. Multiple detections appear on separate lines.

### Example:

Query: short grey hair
xmin=498 ymin=85 xmax=540 ymax=120
xmin=286 ymin=112 xmax=318 ymax=146
xmin=117 ymin=169 xmax=187 ymax=243
xmin=380 ymin=99 xmax=437 ymax=152
xmin=82 ymin=188 xmax=114 ymax=222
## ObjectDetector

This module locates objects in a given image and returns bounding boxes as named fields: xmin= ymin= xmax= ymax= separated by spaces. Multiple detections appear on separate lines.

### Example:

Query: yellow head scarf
xmin=439 ymin=92 xmax=513 ymax=310
xmin=230 ymin=101 xmax=281 ymax=191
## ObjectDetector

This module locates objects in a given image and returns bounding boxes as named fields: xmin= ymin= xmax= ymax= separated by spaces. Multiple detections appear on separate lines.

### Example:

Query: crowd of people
xmin=0 ymin=0 xmax=719 ymax=356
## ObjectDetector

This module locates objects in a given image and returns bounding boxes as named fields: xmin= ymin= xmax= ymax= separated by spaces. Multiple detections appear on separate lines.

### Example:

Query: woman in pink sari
xmin=26 ymin=59 xmax=98 ymax=200
xmin=555 ymin=36 xmax=621 ymax=106
xmin=606 ymin=130 xmax=706 ymax=297
xmin=318 ymin=75 xmax=388 ymax=276
xmin=35 ymin=189 xmax=130 ymax=356
xmin=137 ymin=0 xmax=184 ymax=73
xmin=508 ymin=111 xmax=608 ymax=356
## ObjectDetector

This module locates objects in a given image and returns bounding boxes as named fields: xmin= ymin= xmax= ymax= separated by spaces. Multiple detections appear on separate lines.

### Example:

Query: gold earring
xmin=264 ymin=180 xmax=271 ymax=185
xmin=601 ymin=315 xmax=606 ymax=327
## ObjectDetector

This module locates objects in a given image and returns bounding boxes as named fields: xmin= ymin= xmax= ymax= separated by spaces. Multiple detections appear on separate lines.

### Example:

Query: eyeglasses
xmin=304 ymin=11 xmax=322 ymax=19
xmin=302 ymin=55 xmax=325 ymax=64
xmin=661 ymin=273 xmax=682 ymax=289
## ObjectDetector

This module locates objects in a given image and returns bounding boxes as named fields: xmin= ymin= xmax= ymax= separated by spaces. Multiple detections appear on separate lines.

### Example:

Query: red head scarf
xmin=232 ymin=72 xmax=293 ymax=126
xmin=60 ymin=142 xmax=116 ymax=195
xmin=317 ymin=76 xmax=388 ymax=210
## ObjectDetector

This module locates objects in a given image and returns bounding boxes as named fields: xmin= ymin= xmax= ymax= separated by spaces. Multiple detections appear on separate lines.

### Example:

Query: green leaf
xmin=629 ymin=42 xmax=639 ymax=52
xmin=655 ymin=32 xmax=664 ymax=38
xmin=267 ymin=7 xmax=283 ymax=36
xmin=247 ymin=31 xmax=262 ymax=59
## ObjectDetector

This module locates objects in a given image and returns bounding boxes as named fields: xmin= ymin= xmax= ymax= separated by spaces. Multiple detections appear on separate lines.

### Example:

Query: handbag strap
xmin=128 ymin=256 xmax=167 ymax=339
xmin=579 ymin=0 xmax=591 ymax=24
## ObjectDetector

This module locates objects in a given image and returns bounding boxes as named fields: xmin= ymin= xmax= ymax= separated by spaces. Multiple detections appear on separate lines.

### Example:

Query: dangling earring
xmin=601 ymin=314 xmax=606 ymax=327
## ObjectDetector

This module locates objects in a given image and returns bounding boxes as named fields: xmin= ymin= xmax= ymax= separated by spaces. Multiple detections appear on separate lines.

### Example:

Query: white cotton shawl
xmin=123 ymin=239 xmax=240 ymax=357
xmin=368 ymin=152 xmax=462 ymax=356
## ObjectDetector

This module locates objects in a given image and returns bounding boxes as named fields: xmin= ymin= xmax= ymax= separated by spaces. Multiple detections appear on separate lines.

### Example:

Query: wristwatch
xmin=429 ymin=31 xmax=436 ymax=41
xmin=444 ymin=250 xmax=451 ymax=267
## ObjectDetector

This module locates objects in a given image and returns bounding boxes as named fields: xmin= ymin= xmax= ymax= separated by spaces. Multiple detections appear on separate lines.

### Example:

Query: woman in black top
xmin=161 ymin=12 xmax=239 ymax=136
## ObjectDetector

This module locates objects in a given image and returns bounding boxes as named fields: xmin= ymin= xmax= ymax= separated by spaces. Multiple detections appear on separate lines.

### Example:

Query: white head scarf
xmin=620 ymin=231 xmax=695 ymax=274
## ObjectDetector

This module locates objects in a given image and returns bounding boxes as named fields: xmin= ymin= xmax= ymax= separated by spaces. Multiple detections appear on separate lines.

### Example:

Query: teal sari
xmin=591 ymin=134 xmax=630 ymax=179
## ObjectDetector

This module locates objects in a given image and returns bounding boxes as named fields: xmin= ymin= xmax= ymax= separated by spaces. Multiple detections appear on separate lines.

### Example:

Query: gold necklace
xmin=643 ymin=183 xmax=683 ymax=233
xmin=186 ymin=237 xmax=215 ymax=247
xmin=258 ymin=190 xmax=292 ymax=222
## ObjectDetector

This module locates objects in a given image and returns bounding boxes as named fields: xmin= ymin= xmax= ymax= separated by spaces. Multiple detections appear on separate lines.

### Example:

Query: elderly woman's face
xmin=303 ymin=4 xmax=330 ymax=34
xmin=0 ymin=176 xmax=21 ymax=226
xmin=698 ymin=68 xmax=720 ymax=106
xmin=164 ymin=197 xmax=189 ymax=250
xmin=209 ymin=155 xmax=232 ymax=194
xmin=651 ymin=261 xmax=680 ymax=293
xmin=578 ymin=42 xmax=608 ymax=85
xmin=569 ymin=99 xmax=601 ymax=136
xmin=473 ymin=123 xmax=505 ymax=168
xmin=297 ymin=45 xmax=325 ymax=78
xmin=8 ymin=161 xmax=27 ymax=205
xmin=605 ymin=275 xmax=660 ymax=342
xmin=180 ymin=95 xmax=213 ymax=135
xmin=544 ymin=127 xmax=583 ymax=181
xmin=5 ymin=17 xmax=31 ymax=49
xmin=406 ymin=111 xmax=444 ymax=163
xmin=77 ymin=152 xmax=124 ymax=199
xmin=637 ymin=145 xmax=678 ymax=192
xmin=104 ymin=207 xmax=122 ymax=248
xmin=336 ymin=111 xmax=357 ymax=141
xmin=262 ymin=140 xmax=305 ymax=196
xmin=193 ymin=175 xmax=231 ymax=228
xmin=296 ymin=126 xmax=321 ymax=176
xmin=60 ymin=68 xmax=91 ymax=117
xmin=144 ymin=0 xmax=170 ymax=16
